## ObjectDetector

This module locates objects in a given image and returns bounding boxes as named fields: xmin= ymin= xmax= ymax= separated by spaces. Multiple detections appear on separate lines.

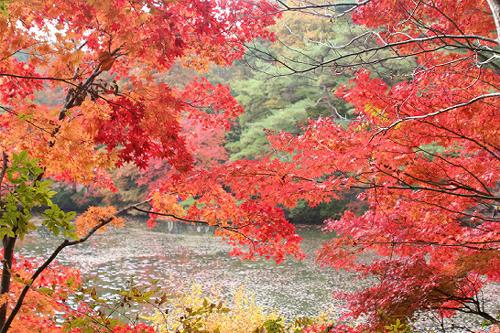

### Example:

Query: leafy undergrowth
xmin=144 ymin=285 xmax=339 ymax=333
xmin=141 ymin=284 xmax=495 ymax=333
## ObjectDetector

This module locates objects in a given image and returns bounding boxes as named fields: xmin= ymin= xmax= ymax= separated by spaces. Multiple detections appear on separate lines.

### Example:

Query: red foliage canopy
xmin=178 ymin=0 xmax=498 ymax=330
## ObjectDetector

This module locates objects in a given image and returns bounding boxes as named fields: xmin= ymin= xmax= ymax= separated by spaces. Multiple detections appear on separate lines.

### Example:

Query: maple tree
xmin=214 ymin=0 xmax=498 ymax=331
xmin=0 ymin=0 xmax=306 ymax=331
xmin=1 ymin=0 xmax=499 ymax=332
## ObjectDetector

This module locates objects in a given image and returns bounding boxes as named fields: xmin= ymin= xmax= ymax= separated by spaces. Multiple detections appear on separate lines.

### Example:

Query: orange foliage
xmin=74 ymin=206 xmax=124 ymax=237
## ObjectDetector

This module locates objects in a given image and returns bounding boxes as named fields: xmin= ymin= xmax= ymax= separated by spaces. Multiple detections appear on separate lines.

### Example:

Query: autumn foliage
xmin=212 ymin=0 xmax=499 ymax=330
xmin=0 ymin=0 xmax=296 ymax=331
xmin=0 ymin=256 xmax=80 ymax=333
xmin=0 ymin=0 xmax=499 ymax=332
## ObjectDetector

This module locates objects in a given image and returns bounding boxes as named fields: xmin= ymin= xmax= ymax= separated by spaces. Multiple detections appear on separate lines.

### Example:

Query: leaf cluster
xmin=0 ymin=151 xmax=76 ymax=239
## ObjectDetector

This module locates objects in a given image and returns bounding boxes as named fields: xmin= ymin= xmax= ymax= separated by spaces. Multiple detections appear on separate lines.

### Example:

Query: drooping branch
xmin=420 ymin=119 xmax=499 ymax=160
xmin=0 ymin=197 xmax=262 ymax=332
xmin=0 ymin=199 xmax=149 ymax=333
xmin=434 ymin=288 xmax=500 ymax=324
xmin=130 ymin=206 xmax=257 ymax=244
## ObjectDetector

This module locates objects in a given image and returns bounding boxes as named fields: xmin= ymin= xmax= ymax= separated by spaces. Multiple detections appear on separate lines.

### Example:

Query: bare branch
xmin=373 ymin=92 xmax=500 ymax=137
xmin=131 ymin=206 xmax=257 ymax=243
xmin=276 ymin=0 xmax=369 ymax=12
xmin=248 ymin=34 xmax=498 ymax=76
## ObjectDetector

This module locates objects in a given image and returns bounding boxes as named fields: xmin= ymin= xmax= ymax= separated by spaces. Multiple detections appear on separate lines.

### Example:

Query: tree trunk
xmin=0 ymin=236 xmax=17 ymax=329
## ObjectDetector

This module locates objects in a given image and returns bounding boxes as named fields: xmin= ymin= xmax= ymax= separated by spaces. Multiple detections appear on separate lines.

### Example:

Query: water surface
xmin=19 ymin=219 xmax=357 ymax=318
xmin=18 ymin=218 xmax=499 ymax=332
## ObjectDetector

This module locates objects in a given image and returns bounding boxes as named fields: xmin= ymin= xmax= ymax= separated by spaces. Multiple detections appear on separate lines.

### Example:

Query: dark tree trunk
xmin=0 ymin=236 xmax=17 ymax=329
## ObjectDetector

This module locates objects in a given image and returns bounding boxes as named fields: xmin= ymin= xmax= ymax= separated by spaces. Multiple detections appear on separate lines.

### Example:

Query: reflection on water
xmin=19 ymin=218 xmax=358 ymax=318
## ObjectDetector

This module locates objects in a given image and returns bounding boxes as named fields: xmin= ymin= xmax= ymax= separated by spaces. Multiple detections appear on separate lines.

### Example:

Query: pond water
xmin=19 ymin=218 xmax=360 ymax=319
xmin=17 ymin=218 xmax=500 ymax=331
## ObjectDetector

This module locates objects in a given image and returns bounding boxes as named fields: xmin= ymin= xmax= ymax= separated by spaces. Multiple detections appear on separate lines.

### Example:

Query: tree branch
xmin=0 ymin=199 xmax=150 ymax=333
xmin=131 ymin=206 xmax=256 ymax=243
xmin=276 ymin=0 xmax=369 ymax=12
xmin=0 ymin=235 xmax=16 ymax=328
xmin=373 ymin=92 xmax=500 ymax=138
xmin=0 ymin=153 xmax=7 ymax=199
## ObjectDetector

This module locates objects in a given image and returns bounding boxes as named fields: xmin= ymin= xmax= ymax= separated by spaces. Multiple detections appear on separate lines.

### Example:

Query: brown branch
xmin=355 ymin=180 xmax=499 ymax=201
xmin=276 ymin=0 xmax=369 ymax=12
xmin=131 ymin=206 xmax=256 ymax=243
xmin=0 ymin=45 xmax=130 ymax=332
xmin=405 ymin=196 xmax=499 ymax=224
xmin=421 ymin=120 xmax=499 ymax=160
xmin=247 ymin=34 xmax=498 ymax=76
xmin=369 ymin=239 xmax=499 ymax=251
xmin=414 ymin=147 xmax=493 ymax=196
xmin=373 ymin=92 xmax=500 ymax=138
xmin=0 ymin=199 xmax=150 ymax=333
xmin=0 ymin=106 xmax=55 ymax=137
xmin=0 ymin=153 xmax=7 ymax=198
xmin=132 ymin=206 xmax=210 ymax=225
xmin=0 ymin=73 xmax=78 ymax=87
